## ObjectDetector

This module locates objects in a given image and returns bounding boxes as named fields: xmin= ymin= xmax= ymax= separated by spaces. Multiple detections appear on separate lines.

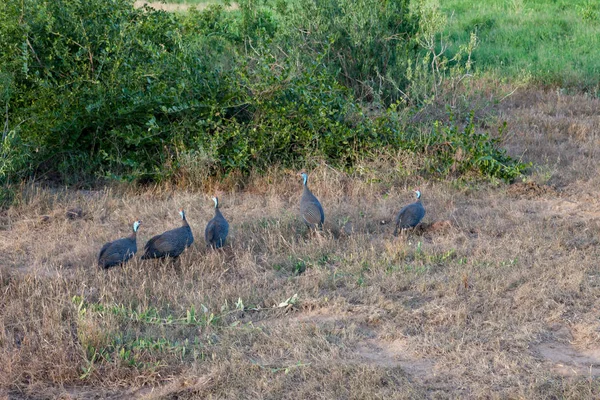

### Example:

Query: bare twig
xmin=80 ymin=18 xmax=94 ymax=75
xmin=25 ymin=37 xmax=44 ymax=70
xmin=498 ymin=86 xmax=521 ymax=103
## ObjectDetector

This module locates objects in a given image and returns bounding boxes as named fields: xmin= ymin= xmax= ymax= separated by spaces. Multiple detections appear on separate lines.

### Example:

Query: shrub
xmin=276 ymin=0 xmax=419 ymax=104
xmin=0 ymin=0 xmax=526 ymax=194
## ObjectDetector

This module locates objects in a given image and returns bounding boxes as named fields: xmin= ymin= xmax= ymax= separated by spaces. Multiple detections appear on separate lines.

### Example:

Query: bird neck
xmin=129 ymin=231 xmax=137 ymax=239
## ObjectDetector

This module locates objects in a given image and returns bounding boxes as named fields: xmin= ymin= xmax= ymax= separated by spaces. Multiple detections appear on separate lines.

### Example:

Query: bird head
xmin=414 ymin=189 xmax=421 ymax=199
xmin=299 ymin=171 xmax=308 ymax=185
xmin=133 ymin=220 xmax=142 ymax=232
xmin=212 ymin=196 xmax=219 ymax=208
xmin=179 ymin=209 xmax=186 ymax=220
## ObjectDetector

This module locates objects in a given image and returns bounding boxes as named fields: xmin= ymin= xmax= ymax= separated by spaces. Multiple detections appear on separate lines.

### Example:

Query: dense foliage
xmin=0 ymin=0 xmax=526 ymax=199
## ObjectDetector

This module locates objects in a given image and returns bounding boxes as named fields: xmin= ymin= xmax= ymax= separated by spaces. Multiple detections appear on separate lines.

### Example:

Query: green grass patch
xmin=441 ymin=0 xmax=600 ymax=92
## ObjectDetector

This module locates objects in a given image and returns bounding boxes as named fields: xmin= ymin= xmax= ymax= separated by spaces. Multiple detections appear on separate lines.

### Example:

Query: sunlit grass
xmin=441 ymin=0 xmax=600 ymax=92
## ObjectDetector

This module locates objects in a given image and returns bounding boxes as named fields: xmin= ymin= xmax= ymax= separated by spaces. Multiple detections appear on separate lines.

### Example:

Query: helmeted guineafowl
xmin=393 ymin=189 xmax=426 ymax=236
xmin=299 ymin=172 xmax=324 ymax=229
xmin=141 ymin=209 xmax=194 ymax=259
xmin=98 ymin=220 xmax=141 ymax=269
xmin=205 ymin=196 xmax=229 ymax=249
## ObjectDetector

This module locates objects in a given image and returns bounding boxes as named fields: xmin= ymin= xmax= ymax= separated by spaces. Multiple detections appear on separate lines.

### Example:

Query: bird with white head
xmin=205 ymin=196 xmax=229 ymax=249
xmin=393 ymin=188 xmax=426 ymax=236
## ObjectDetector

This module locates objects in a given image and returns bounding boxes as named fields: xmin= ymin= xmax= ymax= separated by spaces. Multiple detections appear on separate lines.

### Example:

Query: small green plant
xmin=421 ymin=111 xmax=528 ymax=181
xmin=292 ymin=260 xmax=306 ymax=275
xmin=578 ymin=1 xmax=599 ymax=21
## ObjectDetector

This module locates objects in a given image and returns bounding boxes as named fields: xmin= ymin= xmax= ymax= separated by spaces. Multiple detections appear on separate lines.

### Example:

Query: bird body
xmin=141 ymin=210 xmax=194 ymax=259
xmin=98 ymin=220 xmax=141 ymax=269
xmin=299 ymin=172 xmax=324 ymax=229
xmin=394 ymin=190 xmax=426 ymax=236
xmin=205 ymin=197 xmax=229 ymax=249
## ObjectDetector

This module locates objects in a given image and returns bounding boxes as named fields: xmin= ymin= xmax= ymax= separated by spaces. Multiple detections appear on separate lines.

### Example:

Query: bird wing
xmin=98 ymin=241 xmax=113 ymax=263
xmin=205 ymin=219 xmax=216 ymax=243
xmin=100 ymin=238 xmax=135 ymax=266
xmin=396 ymin=203 xmax=425 ymax=228
xmin=143 ymin=233 xmax=170 ymax=258
xmin=218 ymin=218 xmax=229 ymax=238
xmin=301 ymin=201 xmax=323 ymax=225
xmin=144 ymin=226 xmax=193 ymax=258
xmin=301 ymin=187 xmax=324 ymax=226
xmin=214 ymin=218 xmax=229 ymax=242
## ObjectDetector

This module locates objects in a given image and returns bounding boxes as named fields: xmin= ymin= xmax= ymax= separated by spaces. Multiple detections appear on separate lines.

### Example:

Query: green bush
xmin=0 ymin=0 xmax=526 ymax=196
xmin=276 ymin=0 xmax=419 ymax=104
xmin=419 ymin=112 xmax=527 ymax=180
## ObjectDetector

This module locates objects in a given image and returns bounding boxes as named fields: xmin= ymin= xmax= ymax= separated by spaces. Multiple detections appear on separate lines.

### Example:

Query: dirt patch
xmin=543 ymin=197 xmax=600 ymax=221
xmin=285 ymin=307 xmax=437 ymax=380
xmin=413 ymin=219 xmax=453 ymax=235
xmin=536 ymin=341 xmax=600 ymax=377
xmin=355 ymin=338 xmax=436 ymax=380
xmin=273 ymin=305 xmax=390 ymax=328
xmin=124 ymin=375 xmax=214 ymax=399
xmin=507 ymin=181 xmax=558 ymax=199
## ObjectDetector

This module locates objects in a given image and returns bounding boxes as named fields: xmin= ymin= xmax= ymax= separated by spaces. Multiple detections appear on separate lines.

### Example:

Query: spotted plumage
xmin=299 ymin=172 xmax=324 ymax=229
xmin=205 ymin=197 xmax=229 ymax=249
xmin=141 ymin=209 xmax=194 ymax=259
xmin=98 ymin=220 xmax=141 ymax=269
xmin=393 ymin=189 xmax=426 ymax=236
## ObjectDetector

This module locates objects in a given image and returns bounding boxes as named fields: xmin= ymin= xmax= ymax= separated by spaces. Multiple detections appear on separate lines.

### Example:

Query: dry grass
xmin=2 ymin=89 xmax=600 ymax=399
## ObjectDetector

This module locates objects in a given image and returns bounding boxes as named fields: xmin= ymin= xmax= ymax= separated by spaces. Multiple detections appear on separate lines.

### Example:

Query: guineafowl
xmin=141 ymin=209 xmax=194 ymax=259
xmin=299 ymin=172 xmax=324 ymax=229
xmin=205 ymin=196 xmax=229 ymax=249
xmin=393 ymin=189 xmax=426 ymax=236
xmin=98 ymin=220 xmax=141 ymax=269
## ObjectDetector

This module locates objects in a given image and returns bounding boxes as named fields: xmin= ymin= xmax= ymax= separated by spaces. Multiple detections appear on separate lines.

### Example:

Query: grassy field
xmin=3 ymin=0 xmax=600 ymax=398
xmin=441 ymin=0 xmax=600 ymax=92
xmin=2 ymin=88 xmax=600 ymax=398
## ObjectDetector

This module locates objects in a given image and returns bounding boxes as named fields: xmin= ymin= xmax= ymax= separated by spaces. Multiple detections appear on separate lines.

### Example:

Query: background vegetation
xmin=441 ymin=0 xmax=600 ymax=92
xmin=1 ymin=0 xmax=529 ymax=205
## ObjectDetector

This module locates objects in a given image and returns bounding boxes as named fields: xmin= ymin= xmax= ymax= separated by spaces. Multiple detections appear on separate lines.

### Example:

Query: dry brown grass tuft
xmin=2 ymin=89 xmax=600 ymax=398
